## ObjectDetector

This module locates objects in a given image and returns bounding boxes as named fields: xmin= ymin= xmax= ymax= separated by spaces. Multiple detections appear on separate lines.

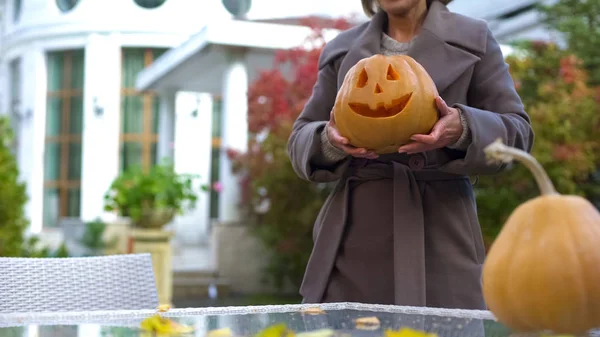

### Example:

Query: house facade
xmin=0 ymin=0 xmax=556 ymax=271
xmin=0 ymin=0 xmax=242 ymax=248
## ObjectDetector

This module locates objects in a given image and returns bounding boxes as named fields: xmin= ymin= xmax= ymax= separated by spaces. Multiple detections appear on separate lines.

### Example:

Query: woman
xmin=287 ymin=0 xmax=534 ymax=309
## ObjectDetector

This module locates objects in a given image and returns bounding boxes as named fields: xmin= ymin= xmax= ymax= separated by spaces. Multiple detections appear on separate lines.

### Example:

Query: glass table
xmin=0 ymin=302 xmax=595 ymax=337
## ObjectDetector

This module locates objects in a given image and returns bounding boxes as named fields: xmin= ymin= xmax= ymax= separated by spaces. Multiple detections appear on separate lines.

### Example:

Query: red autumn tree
xmin=475 ymin=41 xmax=600 ymax=247
xmin=228 ymin=17 xmax=352 ymax=291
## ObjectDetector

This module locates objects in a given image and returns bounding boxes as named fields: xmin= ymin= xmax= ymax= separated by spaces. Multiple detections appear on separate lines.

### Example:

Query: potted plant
xmin=104 ymin=160 xmax=204 ymax=305
xmin=104 ymin=161 xmax=200 ymax=229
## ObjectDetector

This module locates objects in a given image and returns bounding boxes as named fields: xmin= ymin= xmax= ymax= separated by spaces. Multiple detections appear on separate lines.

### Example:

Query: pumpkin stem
xmin=483 ymin=138 xmax=558 ymax=196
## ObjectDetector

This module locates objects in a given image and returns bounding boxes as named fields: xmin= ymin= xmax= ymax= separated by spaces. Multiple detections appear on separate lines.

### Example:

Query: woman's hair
xmin=361 ymin=0 xmax=451 ymax=17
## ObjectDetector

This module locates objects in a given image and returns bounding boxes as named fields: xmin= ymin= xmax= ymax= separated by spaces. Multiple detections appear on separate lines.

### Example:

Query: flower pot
xmin=135 ymin=208 xmax=176 ymax=229
xmin=130 ymin=228 xmax=174 ymax=306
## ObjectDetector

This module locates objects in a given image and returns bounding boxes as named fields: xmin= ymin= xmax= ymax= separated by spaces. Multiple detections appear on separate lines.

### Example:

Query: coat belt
xmin=301 ymin=160 xmax=468 ymax=305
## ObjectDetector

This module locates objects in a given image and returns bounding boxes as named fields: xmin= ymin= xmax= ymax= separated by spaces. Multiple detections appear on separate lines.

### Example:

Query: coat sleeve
xmin=287 ymin=58 xmax=351 ymax=183
xmin=439 ymin=28 xmax=534 ymax=176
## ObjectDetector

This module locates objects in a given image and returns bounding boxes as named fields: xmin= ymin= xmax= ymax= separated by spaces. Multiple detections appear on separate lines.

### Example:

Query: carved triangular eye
xmin=387 ymin=64 xmax=400 ymax=80
xmin=356 ymin=68 xmax=368 ymax=88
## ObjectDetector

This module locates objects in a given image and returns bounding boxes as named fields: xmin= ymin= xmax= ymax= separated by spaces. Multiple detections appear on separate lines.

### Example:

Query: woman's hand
xmin=326 ymin=111 xmax=379 ymax=159
xmin=398 ymin=96 xmax=464 ymax=154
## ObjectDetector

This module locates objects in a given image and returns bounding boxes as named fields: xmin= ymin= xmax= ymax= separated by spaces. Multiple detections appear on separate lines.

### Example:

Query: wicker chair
xmin=0 ymin=253 xmax=158 ymax=313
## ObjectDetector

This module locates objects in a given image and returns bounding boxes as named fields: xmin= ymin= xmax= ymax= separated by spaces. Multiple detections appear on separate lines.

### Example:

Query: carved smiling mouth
xmin=348 ymin=92 xmax=413 ymax=118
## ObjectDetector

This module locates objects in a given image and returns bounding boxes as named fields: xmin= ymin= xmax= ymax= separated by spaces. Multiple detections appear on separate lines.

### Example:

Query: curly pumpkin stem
xmin=483 ymin=138 xmax=558 ymax=196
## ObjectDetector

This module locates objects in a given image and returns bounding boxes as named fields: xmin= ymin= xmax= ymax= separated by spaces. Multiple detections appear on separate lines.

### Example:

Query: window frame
xmin=119 ymin=48 xmax=167 ymax=173
xmin=43 ymin=49 xmax=85 ymax=228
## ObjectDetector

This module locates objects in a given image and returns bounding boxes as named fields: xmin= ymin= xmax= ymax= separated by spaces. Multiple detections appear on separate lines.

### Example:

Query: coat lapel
xmin=338 ymin=1 xmax=483 ymax=95
xmin=407 ymin=2 xmax=482 ymax=94
xmin=337 ymin=11 xmax=386 ymax=87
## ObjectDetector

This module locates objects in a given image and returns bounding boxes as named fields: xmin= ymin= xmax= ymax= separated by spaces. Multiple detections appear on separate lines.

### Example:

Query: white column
xmin=218 ymin=50 xmax=248 ymax=224
xmin=157 ymin=89 xmax=176 ymax=161
xmin=80 ymin=33 xmax=122 ymax=222
xmin=0 ymin=62 xmax=8 ymax=117
xmin=20 ymin=48 xmax=46 ymax=234
xmin=172 ymin=91 xmax=212 ymax=244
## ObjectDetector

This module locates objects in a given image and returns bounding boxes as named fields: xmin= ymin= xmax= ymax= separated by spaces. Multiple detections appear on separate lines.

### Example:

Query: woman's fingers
xmin=435 ymin=96 xmax=450 ymax=117
xmin=328 ymin=127 xmax=350 ymax=146
xmin=330 ymin=131 xmax=377 ymax=158
xmin=327 ymin=112 xmax=377 ymax=158
xmin=339 ymin=144 xmax=378 ymax=158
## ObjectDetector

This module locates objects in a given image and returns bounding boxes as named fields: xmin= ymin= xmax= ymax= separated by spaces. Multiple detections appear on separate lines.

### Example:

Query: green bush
xmin=0 ymin=116 xmax=70 ymax=258
xmin=476 ymin=42 xmax=599 ymax=245
xmin=0 ymin=116 xmax=29 ymax=257
xmin=79 ymin=218 xmax=118 ymax=255
xmin=539 ymin=0 xmax=600 ymax=207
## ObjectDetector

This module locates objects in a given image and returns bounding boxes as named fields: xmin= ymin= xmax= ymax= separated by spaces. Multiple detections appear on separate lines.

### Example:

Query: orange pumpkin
xmin=482 ymin=139 xmax=600 ymax=335
xmin=333 ymin=54 xmax=439 ymax=154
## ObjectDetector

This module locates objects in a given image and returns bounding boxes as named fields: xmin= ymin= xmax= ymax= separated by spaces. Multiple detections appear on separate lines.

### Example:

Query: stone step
xmin=172 ymin=271 xmax=232 ymax=300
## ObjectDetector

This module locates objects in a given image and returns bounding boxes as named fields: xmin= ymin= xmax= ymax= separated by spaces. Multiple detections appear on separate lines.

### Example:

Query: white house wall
xmin=172 ymin=91 xmax=213 ymax=244
xmin=0 ymin=0 xmax=219 ymax=242
xmin=19 ymin=47 xmax=46 ymax=234
xmin=2 ymin=0 xmax=222 ymax=47
xmin=80 ymin=33 xmax=121 ymax=225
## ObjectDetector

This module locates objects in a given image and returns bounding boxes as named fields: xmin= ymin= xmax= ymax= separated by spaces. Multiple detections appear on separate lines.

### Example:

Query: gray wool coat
xmin=287 ymin=0 xmax=534 ymax=309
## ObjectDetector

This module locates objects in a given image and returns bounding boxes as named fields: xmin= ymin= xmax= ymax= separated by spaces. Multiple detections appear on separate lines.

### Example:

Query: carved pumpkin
xmin=482 ymin=139 xmax=600 ymax=335
xmin=333 ymin=54 xmax=439 ymax=154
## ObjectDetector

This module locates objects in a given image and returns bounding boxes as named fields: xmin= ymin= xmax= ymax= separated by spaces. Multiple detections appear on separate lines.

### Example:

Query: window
xmin=134 ymin=0 xmax=167 ymax=9
xmin=13 ymin=0 xmax=22 ymax=23
xmin=43 ymin=50 xmax=85 ymax=228
xmin=222 ymin=0 xmax=252 ymax=17
xmin=120 ymin=48 xmax=167 ymax=172
xmin=56 ymin=0 xmax=80 ymax=12
xmin=210 ymin=97 xmax=222 ymax=220
xmin=9 ymin=58 xmax=21 ymax=158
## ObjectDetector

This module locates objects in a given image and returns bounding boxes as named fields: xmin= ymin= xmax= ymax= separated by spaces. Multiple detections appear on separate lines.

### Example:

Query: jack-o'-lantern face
xmin=333 ymin=54 xmax=439 ymax=154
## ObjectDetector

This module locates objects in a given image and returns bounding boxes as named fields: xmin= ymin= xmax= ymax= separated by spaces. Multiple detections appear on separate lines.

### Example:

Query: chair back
xmin=0 ymin=253 xmax=158 ymax=313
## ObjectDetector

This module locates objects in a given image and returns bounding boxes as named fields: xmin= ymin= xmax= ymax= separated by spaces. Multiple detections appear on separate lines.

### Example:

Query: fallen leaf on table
xmin=157 ymin=304 xmax=171 ymax=312
xmin=208 ymin=327 xmax=234 ymax=337
xmin=256 ymin=323 xmax=296 ymax=337
xmin=297 ymin=329 xmax=335 ymax=337
xmin=140 ymin=314 xmax=194 ymax=335
xmin=301 ymin=307 xmax=327 ymax=315
xmin=354 ymin=316 xmax=381 ymax=330
xmin=384 ymin=328 xmax=438 ymax=337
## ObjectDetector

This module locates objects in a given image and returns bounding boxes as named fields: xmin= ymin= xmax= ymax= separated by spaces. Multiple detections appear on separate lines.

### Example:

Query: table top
xmin=0 ymin=302 xmax=595 ymax=337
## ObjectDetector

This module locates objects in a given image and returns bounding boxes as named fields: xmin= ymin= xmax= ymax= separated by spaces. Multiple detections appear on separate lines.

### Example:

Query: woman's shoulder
xmin=435 ymin=10 xmax=490 ymax=56
xmin=317 ymin=21 xmax=369 ymax=70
